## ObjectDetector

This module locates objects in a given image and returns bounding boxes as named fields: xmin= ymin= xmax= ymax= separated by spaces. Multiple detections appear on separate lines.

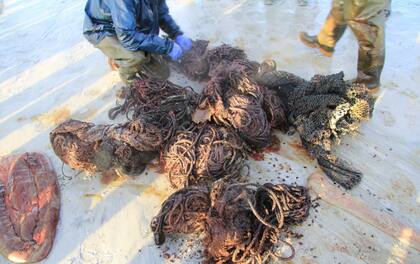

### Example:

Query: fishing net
xmin=163 ymin=124 xmax=246 ymax=189
xmin=256 ymin=62 xmax=374 ymax=189
xmin=151 ymin=180 xmax=311 ymax=264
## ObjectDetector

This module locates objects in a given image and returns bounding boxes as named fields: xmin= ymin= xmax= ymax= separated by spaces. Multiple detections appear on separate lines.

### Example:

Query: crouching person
xmin=83 ymin=0 xmax=192 ymax=83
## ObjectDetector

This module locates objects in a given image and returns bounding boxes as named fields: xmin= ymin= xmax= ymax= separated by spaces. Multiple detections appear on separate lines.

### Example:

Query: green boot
xmin=299 ymin=32 xmax=334 ymax=57
xmin=356 ymin=72 xmax=381 ymax=93
xmin=141 ymin=54 xmax=170 ymax=80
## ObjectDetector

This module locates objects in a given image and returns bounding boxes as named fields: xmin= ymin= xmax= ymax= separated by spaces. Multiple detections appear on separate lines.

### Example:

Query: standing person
xmin=83 ymin=0 xmax=192 ymax=83
xmin=299 ymin=0 xmax=391 ymax=92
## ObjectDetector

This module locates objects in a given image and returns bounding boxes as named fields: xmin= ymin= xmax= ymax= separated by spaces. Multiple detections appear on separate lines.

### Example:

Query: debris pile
xmin=163 ymin=124 xmax=246 ymax=189
xmin=200 ymin=61 xmax=272 ymax=148
xmin=179 ymin=43 xmax=287 ymax=147
xmin=175 ymin=39 xmax=210 ymax=81
xmin=256 ymin=61 xmax=374 ymax=189
xmin=47 ymin=39 xmax=375 ymax=263
xmin=151 ymin=180 xmax=311 ymax=263
xmin=108 ymin=78 xmax=199 ymax=131
xmin=150 ymin=186 xmax=210 ymax=245
xmin=50 ymin=118 xmax=162 ymax=175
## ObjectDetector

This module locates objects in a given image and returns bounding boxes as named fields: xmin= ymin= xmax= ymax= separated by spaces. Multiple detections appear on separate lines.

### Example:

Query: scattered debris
xmin=47 ymin=40 xmax=376 ymax=263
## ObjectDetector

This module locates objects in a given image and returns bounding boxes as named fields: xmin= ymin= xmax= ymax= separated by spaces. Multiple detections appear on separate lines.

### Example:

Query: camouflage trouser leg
xmin=317 ymin=0 xmax=348 ymax=48
xmin=95 ymin=36 xmax=170 ymax=84
xmin=347 ymin=0 xmax=390 ymax=87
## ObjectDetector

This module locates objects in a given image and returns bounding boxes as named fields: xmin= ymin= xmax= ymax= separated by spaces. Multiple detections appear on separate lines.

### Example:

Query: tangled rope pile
xmin=163 ymin=124 xmax=246 ymax=189
xmin=43 ymin=38 xmax=377 ymax=263
xmin=50 ymin=118 xmax=163 ymax=175
xmin=151 ymin=180 xmax=311 ymax=264
xmin=193 ymin=57 xmax=283 ymax=149
xmin=256 ymin=60 xmax=374 ymax=189
xmin=175 ymin=39 xmax=210 ymax=81
xmin=205 ymin=44 xmax=252 ymax=76
xmin=150 ymin=186 xmax=210 ymax=245
xmin=108 ymin=78 xmax=199 ymax=132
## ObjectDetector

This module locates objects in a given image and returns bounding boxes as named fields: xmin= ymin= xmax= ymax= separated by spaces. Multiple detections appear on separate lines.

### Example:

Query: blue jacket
xmin=83 ymin=0 xmax=182 ymax=54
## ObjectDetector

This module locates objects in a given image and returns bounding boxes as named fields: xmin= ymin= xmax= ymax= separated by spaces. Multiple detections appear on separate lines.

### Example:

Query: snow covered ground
xmin=0 ymin=0 xmax=419 ymax=263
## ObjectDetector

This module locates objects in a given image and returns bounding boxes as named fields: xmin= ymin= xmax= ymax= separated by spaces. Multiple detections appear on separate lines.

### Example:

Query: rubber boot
xmin=356 ymin=67 xmax=382 ymax=93
xmin=108 ymin=58 xmax=119 ymax=71
xmin=141 ymin=54 xmax=170 ymax=80
xmin=299 ymin=32 xmax=334 ymax=57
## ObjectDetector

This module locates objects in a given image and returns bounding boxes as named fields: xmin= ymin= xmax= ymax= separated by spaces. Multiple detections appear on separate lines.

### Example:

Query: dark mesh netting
xmin=256 ymin=62 xmax=374 ymax=189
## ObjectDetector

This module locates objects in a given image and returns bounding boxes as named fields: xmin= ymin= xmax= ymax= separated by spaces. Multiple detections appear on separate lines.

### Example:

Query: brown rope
xmin=108 ymin=79 xmax=198 ymax=130
xmin=150 ymin=186 xmax=210 ymax=245
xmin=163 ymin=124 xmax=246 ymax=189
xmin=174 ymin=39 xmax=210 ymax=81
xmin=204 ymin=181 xmax=310 ymax=264
xmin=195 ymin=59 xmax=275 ymax=149
xmin=151 ymin=180 xmax=311 ymax=264
xmin=50 ymin=118 xmax=163 ymax=175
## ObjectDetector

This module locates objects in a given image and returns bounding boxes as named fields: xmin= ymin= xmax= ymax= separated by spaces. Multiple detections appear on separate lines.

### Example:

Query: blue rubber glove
xmin=168 ymin=42 xmax=183 ymax=61
xmin=175 ymin=35 xmax=192 ymax=51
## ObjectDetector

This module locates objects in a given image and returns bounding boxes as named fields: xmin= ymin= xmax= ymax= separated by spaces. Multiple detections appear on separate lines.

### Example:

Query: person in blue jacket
xmin=83 ymin=0 xmax=192 ymax=83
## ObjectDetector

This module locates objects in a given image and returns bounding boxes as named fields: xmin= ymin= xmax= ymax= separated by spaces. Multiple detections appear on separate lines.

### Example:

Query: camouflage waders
xmin=95 ymin=36 xmax=170 ymax=83
xmin=313 ymin=0 xmax=390 ymax=89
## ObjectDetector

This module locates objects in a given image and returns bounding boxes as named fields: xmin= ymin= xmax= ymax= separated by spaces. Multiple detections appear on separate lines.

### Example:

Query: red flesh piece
xmin=0 ymin=153 xmax=60 ymax=263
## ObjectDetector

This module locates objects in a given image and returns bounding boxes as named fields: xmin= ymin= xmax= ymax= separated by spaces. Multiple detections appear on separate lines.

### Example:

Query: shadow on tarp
xmin=0 ymin=0 xmax=84 ymax=82
xmin=0 ymin=51 xmax=102 ymax=128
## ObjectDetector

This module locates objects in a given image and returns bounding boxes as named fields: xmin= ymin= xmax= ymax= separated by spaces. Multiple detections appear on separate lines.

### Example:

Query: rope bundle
xmin=199 ymin=60 xmax=275 ymax=148
xmin=108 ymin=79 xmax=199 ymax=131
xmin=50 ymin=118 xmax=162 ymax=175
xmin=151 ymin=180 xmax=311 ymax=264
xmin=163 ymin=124 xmax=246 ymax=189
